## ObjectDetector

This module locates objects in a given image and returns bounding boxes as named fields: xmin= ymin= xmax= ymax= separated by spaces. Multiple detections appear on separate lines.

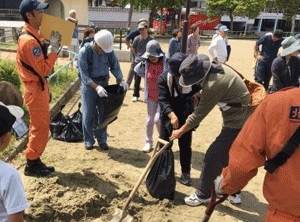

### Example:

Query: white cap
xmin=94 ymin=30 xmax=114 ymax=53
xmin=0 ymin=101 xmax=24 ymax=120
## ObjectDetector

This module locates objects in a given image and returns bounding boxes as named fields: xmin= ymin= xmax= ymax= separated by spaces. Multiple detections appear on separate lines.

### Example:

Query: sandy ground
xmin=9 ymin=38 xmax=270 ymax=222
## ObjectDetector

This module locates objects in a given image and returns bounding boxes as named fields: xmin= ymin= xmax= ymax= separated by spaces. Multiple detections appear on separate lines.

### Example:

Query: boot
xmin=35 ymin=157 xmax=55 ymax=172
xmin=24 ymin=158 xmax=53 ymax=177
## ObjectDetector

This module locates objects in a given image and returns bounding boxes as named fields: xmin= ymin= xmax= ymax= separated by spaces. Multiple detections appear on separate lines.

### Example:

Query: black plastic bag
xmin=146 ymin=148 xmax=176 ymax=200
xmin=50 ymin=103 xmax=83 ymax=142
xmin=50 ymin=105 xmax=67 ymax=139
xmin=56 ymin=115 xmax=83 ymax=142
xmin=98 ymin=84 xmax=126 ymax=129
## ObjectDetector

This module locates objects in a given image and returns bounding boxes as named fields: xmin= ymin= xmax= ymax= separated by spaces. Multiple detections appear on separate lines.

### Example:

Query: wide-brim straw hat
xmin=179 ymin=54 xmax=211 ymax=87
xmin=281 ymin=36 xmax=300 ymax=57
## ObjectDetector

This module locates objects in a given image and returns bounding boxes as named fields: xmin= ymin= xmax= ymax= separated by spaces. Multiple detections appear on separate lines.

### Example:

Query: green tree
xmin=118 ymin=0 xmax=184 ymax=34
xmin=206 ymin=0 xmax=266 ymax=31
xmin=272 ymin=0 xmax=300 ymax=33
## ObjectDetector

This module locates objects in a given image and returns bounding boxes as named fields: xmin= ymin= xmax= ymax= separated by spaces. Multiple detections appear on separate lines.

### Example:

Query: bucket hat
xmin=179 ymin=54 xmax=211 ymax=87
xmin=0 ymin=102 xmax=24 ymax=137
xmin=281 ymin=36 xmax=300 ymax=57
xmin=141 ymin=40 xmax=164 ymax=59
xmin=169 ymin=52 xmax=187 ymax=77
xmin=214 ymin=23 xmax=223 ymax=30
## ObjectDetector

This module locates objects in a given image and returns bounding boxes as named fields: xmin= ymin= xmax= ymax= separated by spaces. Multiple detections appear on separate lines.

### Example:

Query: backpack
xmin=224 ymin=64 xmax=267 ymax=111
xmin=78 ymin=42 xmax=115 ymax=79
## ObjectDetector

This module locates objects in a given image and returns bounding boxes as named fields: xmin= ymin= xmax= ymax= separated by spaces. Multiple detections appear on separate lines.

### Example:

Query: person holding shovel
xmin=169 ymin=54 xmax=252 ymax=206
xmin=17 ymin=0 xmax=62 ymax=177
xmin=214 ymin=87 xmax=300 ymax=222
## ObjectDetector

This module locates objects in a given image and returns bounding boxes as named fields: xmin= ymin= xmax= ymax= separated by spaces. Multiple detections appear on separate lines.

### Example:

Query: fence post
xmin=0 ymin=29 xmax=5 ymax=43
xmin=120 ymin=28 xmax=122 ymax=50
xmin=12 ymin=27 xmax=17 ymax=43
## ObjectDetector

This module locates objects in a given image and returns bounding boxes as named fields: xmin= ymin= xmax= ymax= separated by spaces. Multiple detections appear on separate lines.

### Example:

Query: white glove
xmin=96 ymin=85 xmax=108 ymax=97
xmin=50 ymin=31 xmax=62 ymax=53
xmin=120 ymin=80 xmax=128 ymax=91
xmin=214 ymin=175 xmax=226 ymax=196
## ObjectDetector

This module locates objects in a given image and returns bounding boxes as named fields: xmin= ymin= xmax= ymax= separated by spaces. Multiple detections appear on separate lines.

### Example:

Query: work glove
xmin=50 ymin=31 xmax=62 ymax=53
xmin=96 ymin=85 xmax=108 ymax=97
xmin=120 ymin=80 xmax=128 ymax=91
xmin=214 ymin=175 xmax=226 ymax=196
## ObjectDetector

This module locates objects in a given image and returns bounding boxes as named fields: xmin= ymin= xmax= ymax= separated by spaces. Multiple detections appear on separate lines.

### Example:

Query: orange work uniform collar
xmin=24 ymin=23 xmax=43 ymax=43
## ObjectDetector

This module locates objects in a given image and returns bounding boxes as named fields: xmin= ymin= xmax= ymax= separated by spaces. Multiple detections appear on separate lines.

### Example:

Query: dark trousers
xmin=195 ymin=127 xmax=241 ymax=199
xmin=133 ymin=73 xmax=141 ymax=98
xmin=254 ymin=60 xmax=272 ymax=90
xmin=160 ymin=116 xmax=192 ymax=174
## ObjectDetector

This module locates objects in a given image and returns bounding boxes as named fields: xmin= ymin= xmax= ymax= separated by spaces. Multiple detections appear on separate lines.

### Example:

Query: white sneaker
xmin=142 ymin=143 xmax=153 ymax=153
xmin=184 ymin=193 xmax=210 ymax=206
xmin=132 ymin=97 xmax=138 ymax=102
xmin=227 ymin=193 xmax=241 ymax=204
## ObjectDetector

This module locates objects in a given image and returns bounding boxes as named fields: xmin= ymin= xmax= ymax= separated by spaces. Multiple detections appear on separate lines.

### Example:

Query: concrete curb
xmin=5 ymin=78 xmax=81 ymax=162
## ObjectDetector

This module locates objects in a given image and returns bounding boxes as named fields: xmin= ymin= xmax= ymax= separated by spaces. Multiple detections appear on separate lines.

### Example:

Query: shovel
xmin=200 ymin=186 xmax=228 ymax=222
xmin=109 ymin=138 xmax=171 ymax=222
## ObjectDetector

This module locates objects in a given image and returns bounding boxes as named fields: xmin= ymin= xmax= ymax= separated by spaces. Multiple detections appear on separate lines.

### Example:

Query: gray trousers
xmin=195 ymin=127 xmax=241 ymax=199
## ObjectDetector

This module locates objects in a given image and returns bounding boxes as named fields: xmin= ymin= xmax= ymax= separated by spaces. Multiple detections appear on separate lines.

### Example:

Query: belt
xmin=92 ymin=76 xmax=107 ymax=81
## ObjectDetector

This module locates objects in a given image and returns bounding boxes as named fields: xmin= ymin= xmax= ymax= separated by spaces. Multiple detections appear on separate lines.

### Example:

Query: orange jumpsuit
xmin=221 ymin=87 xmax=300 ymax=222
xmin=16 ymin=23 xmax=58 ymax=160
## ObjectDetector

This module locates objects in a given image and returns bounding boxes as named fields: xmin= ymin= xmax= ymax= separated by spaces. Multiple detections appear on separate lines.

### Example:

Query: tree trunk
xmin=149 ymin=8 xmax=157 ymax=28
xmin=160 ymin=9 xmax=164 ymax=35
xmin=127 ymin=0 xmax=134 ymax=30
xmin=229 ymin=10 xmax=234 ymax=31
xmin=291 ymin=14 xmax=296 ymax=34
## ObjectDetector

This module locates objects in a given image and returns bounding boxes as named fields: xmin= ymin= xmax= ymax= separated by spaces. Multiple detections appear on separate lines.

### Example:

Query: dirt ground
xmin=10 ymin=38 xmax=270 ymax=222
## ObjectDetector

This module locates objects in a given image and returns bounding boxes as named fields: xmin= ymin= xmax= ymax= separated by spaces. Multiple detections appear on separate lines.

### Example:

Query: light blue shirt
xmin=78 ymin=42 xmax=123 ymax=86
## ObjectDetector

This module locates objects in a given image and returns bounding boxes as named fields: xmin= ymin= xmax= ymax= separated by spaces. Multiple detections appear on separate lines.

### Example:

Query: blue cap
xmin=219 ymin=25 xmax=229 ymax=31
xmin=19 ymin=0 xmax=49 ymax=15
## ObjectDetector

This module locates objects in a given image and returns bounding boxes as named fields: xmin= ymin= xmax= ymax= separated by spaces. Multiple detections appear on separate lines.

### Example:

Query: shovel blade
xmin=109 ymin=208 xmax=133 ymax=222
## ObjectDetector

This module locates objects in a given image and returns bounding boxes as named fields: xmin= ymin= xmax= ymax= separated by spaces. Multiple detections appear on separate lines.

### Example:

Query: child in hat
xmin=0 ymin=102 xmax=30 ymax=221
xmin=134 ymin=40 xmax=169 ymax=152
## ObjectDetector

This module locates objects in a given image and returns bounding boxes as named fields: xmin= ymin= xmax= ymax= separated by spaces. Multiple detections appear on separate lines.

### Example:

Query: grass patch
xmin=0 ymin=43 xmax=17 ymax=50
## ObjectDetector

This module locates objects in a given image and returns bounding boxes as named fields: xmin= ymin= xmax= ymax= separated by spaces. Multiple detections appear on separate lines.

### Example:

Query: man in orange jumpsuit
xmin=17 ymin=0 xmax=62 ymax=177
xmin=215 ymin=87 xmax=300 ymax=221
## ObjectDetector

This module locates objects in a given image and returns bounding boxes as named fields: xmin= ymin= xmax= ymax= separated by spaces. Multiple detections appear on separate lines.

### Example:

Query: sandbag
xmin=146 ymin=148 xmax=176 ymax=200
xmin=50 ymin=105 xmax=67 ymax=139
xmin=98 ymin=84 xmax=126 ymax=129
xmin=0 ymin=81 xmax=23 ymax=107
xmin=50 ymin=103 xmax=83 ymax=142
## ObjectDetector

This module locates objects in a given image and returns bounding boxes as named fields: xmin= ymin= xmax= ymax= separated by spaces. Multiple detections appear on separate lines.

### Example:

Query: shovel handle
xmin=121 ymin=138 xmax=170 ymax=212
xmin=201 ymin=187 xmax=229 ymax=222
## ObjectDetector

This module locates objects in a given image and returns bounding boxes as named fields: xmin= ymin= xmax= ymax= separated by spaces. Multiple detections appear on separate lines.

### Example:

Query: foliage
xmin=272 ymin=0 xmax=300 ymax=22
xmin=206 ymin=0 xmax=266 ymax=22
xmin=0 ymin=59 xmax=21 ymax=89
xmin=117 ymin=0 xmax=184 ymax=11
xmin=235 ymin=0 xmax=266 ymax=19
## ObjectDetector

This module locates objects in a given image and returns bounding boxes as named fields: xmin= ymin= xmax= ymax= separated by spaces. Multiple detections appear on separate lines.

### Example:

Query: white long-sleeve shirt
xmin=208 ymin=35 xmax=227 ymax=63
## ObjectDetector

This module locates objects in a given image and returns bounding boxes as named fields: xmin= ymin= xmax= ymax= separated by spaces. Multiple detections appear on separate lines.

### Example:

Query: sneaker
xmin=99 ymin=143 xmax=109 ymax=150
xmin=181 ymin=173 xmax=192 ymax=186
xmin=85 ymin=144 xmax=94 ymax=150
xmin=227 ymin=193 xmax=241 ymax=204
xmin=184 ymin=193 xmax=211 ymax=206
xmin=132 ymin=97 xmax=138 ymax=102
xmin=142 ymin=143 xmax=153 ymax=153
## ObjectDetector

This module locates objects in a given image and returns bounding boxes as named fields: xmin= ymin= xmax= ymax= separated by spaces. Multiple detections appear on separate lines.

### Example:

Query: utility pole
xmin=181 ymin=0 xmax=191 ymax=54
